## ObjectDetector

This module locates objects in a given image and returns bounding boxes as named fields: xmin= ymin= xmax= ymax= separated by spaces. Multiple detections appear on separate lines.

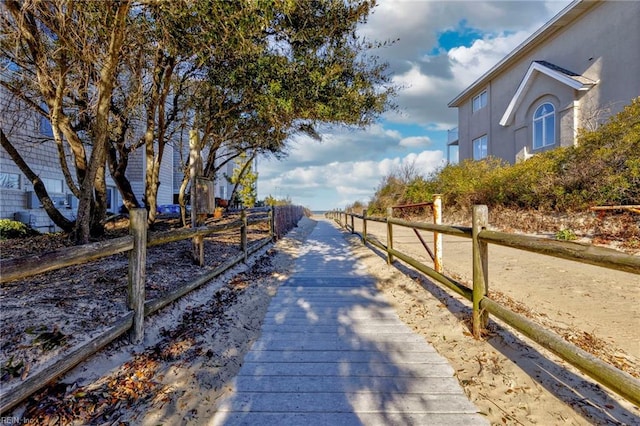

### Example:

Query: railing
xmin=447 ymin=127 xmax=459 ymax=144
xmin=327 ymin=205 xmax=640 ymax=406
xmin=0 ymin=205 xmax=305 ymax=414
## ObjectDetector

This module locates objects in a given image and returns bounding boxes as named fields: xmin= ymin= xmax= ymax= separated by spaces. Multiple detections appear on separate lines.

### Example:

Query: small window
xmin=0 ymin=172 xmax=20 ymax=189
xmin=473 ymin=135 xmax=488 ymax=160
xmin=42 ymin=177 xmax=63 ymax=194
xmin=40 ymin=103 xmax=54 ymax=137
xmin=106 ymin=186 xmax=116 ymax=212
xmin=472 ymin=91 xmax=487 ymax=112
xmin=533 ymin=103 xmax=555 ymax=149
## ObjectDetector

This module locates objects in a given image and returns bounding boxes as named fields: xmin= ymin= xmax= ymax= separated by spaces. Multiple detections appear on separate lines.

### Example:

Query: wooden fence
xmin=0 ymin=205 xmax=305 ymax=414
xmin=327 ymin=204 xmax=640 ymax=406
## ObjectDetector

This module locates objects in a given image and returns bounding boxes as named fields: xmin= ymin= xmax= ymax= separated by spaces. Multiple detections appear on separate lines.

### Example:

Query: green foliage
xmin=402 ymin=177 xmax=436 ymax=204
xmin=365 ymin=98 xmax=640 ymax=213
xmin=264 ymin=195 xmax=292 ymax=206
xmin=1 ymin=356 xmax=24 ymax=380
xmin=346 ymin=200 xmax=367 ymax=213
xmin=0 ymin=219 xmax=39 ymax=240
xmin=3 ymin=0 xmax=395 ymax=242
xmin=555 ymin=228 xmax=577 ymax=241
xmin=230 ymin=153 xmax=258 ymax=208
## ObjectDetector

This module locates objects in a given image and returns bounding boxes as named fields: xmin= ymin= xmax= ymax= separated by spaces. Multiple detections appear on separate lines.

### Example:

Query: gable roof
xmin=499 ymin=60 xmax=597 ymax=126
xmin=448 ymin=0 xmax=601 ymax=108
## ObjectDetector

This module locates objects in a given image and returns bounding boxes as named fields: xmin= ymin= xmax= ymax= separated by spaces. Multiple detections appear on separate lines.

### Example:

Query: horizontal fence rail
xmin=0 ymin=205 xmax=305 ymax=414
xmin=327 ymin=203 xmax=640 ymax=407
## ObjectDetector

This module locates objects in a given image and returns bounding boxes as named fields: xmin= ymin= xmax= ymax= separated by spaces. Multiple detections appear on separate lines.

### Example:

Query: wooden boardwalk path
xmin=211 ymin=219 xmax=488 ymax=425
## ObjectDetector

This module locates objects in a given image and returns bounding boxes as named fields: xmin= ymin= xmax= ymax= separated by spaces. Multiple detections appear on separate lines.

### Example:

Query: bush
xmin=558 ymin=97 xmax=640 ymax=208
xmin=363 ymin=98 xmax=639 ymax=213
xmin=555 ymin=228 xmax=577 ymax=241
xmin=433 ymin=157 xmax=506 ymax=209
xmin=0 ymin=219 xmax=40 ymax=240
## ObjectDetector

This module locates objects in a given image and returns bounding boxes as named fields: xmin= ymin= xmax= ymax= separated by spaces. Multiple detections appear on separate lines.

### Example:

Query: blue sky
xmin=258 ymin=0 xmax=572 ymax=211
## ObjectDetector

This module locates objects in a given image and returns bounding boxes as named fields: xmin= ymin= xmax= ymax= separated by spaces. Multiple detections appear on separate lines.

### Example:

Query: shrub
xmin=0 ymin=219 xmax=40 ymax=240
xmin=362 ymin=98 xmax=639 ymax=213
xmin=402 ymin=177 xmax=437 ymax=204
xmin=433 ymin=157 xmax=506 ymax=209
xmin=555 ymin=228 xmax=577 ymax=241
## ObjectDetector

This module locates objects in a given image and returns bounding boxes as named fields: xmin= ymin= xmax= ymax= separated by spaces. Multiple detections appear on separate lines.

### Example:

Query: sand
xmin=337 ymin=215 xmax=639 ymax=425
xmin=11 ymin=215 xmax=639 ymax=425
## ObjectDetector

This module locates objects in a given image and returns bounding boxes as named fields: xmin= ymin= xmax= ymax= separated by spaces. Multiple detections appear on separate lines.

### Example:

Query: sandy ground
xmin=338 ymin=215 xmax=640 ymax=425
xmin=9 ymin=215 xmax=640 ymax=425
xmin=8 ymin=219 xmax=309 ymax=424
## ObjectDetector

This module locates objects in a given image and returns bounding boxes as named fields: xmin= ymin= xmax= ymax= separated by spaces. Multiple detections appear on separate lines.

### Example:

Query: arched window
xmin=533 ymin=103 xmax=555 ymax=149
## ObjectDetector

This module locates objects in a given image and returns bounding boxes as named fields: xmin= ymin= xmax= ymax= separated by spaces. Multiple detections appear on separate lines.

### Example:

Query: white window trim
xmin=42 ymin=177 xmax=63 ymax=194
xmin=500 ymin=62 xmax=596 ymax=126
xmin=532 ymin=103 xmax=555 ymax=150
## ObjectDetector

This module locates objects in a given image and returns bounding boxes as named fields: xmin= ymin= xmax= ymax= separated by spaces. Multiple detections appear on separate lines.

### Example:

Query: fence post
xmin=270 ymin=205 xmax=276 ymax=240
xmin=241 ymin=209 xmax=248 ymax=263
xmin=189 ymin=130 xmax=204 ymax=266
xmin=350 ymin=211 xmax=354 ymax=234
xmin=472 ymin=204 xmax=489 ymax=338
xmin=128 ymin=208 xmax=147 ymax=344
xmin=362 ymin=208 xmax=367 ymax=244
xmin=433 ymin=194 xmax=443 ymax=273
xmin=386 ymin=207 xmax=394 ymax=265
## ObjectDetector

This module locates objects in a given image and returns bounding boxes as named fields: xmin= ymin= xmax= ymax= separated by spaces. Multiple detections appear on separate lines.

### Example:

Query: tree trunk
xmin=144 ymin=53 xmax=175 ymax=226
xmin=228 ymin=152 xmax=256 ymax=210
xmin=75 ymin=2 xmax=130 ymax=244
xmin=0 ymin=129 xmax=74 ymax=232
xmin=91 ymin=161 xmax=107 ymax=237
xmin=108 ymin=145 xmax=141 ymax=212
xmin=178 ymin=172 xmax=190 ymax=227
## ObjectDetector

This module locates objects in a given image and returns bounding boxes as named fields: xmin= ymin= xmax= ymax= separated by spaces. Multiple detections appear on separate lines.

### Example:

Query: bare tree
xmin=1 ymin=0 xmax=131 ymax=243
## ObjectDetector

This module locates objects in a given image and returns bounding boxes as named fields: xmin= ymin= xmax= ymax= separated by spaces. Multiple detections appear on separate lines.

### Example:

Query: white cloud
xmin=254 ymin=1 xmax=573 ymax=210
xmin=447 ymin=30 xmax=531 ymax=87
xmin=259 ymin=150 xmax=444 ymax=210
xmin=363 ymin=0 xmax=572 ymax=128
xmin=399 ymin=135 xmax=431 ymax=148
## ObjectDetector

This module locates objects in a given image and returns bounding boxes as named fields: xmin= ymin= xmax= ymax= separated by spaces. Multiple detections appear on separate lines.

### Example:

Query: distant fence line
xmin=327 ymin=202 xmax=640 ymax=407
xmin=0 ymin=205 xmax=305 ymax=414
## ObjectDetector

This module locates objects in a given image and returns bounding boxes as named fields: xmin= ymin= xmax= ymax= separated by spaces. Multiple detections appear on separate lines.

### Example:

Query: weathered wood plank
xmin=472 ymin=205 xmax=489 ymax=337
xmin=0 ymin=236 xmax=133 ymax=284
xmin=146 ymin=220 xmax=242 ymax=247
xmin=128 ymin=208 xmax=147 ymax=344
xmin=479 ymin=229 xmax=640 ymax=275
xmin=0 ymin=314 xmax=133 ymax=414
xmin=482 ymin=298 xmax=640 ymax=406
xmin=216 ymin=220 xmax=487 ymax=425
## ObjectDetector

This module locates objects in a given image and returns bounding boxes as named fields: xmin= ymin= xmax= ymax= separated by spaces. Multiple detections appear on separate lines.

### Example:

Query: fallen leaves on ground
xmin=19 ymin=251 xmax=277 ymax=424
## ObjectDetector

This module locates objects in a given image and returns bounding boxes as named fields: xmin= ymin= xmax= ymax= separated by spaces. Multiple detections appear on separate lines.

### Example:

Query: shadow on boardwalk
xmin=211 ymin=220 xmax=488 ymax=425
xmin=342 ymin=222 xmax=639 ymax=425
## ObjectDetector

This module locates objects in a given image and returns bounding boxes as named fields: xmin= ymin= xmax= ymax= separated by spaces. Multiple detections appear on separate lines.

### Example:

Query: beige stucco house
xmin=448 ymin=0 xmax=640 ymax=164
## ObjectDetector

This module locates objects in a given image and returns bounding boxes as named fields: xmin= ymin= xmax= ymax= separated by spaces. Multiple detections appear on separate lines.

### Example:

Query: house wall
xmin=464 ymin=87 xmax=491 ymax=160
xmin=1 ymin=90 xmax=80 ymax=231
xmin=1 ymin=85 xmax=175 ymax=230
xmin=157 ymin=143 xmax=174 ymax=206
xmin=118 ymin=139 xmax=174 ymax=210
xmin=171 ymin=140 xmax=236 ymax=205
xmin=456 ymin=1 xmax=640 ymax=163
